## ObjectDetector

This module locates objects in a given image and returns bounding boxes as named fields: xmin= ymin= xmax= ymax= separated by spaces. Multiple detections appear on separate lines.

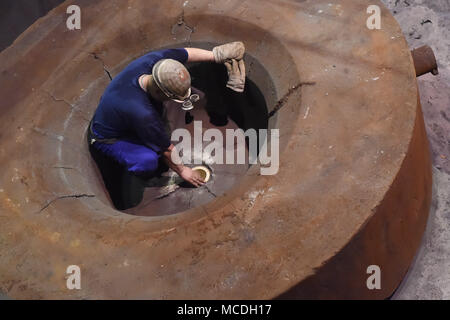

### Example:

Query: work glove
xmin=225 ymin=59 xmax=246 ymax=93
xmin=213 ymin=41 xmax=245 ymax=64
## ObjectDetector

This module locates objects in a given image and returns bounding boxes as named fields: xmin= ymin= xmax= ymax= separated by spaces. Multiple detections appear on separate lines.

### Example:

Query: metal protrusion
xmin=411 ymin=45 xmax=439 ymax=77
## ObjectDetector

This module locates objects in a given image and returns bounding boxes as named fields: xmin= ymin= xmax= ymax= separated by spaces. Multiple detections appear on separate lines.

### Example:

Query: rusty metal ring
xmin=0 ymin=0 xmax=431 ymax=299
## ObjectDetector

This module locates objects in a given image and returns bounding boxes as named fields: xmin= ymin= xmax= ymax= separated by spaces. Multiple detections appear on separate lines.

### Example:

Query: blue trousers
xmin=93 ymin=137 xmax=160 ymax=177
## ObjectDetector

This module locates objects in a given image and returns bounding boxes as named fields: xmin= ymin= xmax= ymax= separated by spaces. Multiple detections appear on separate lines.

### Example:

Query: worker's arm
xmin=185 ymin=48 xmax=215 ymax=63
xmin=185 ymin=42 xmax=245 ymax=63
xmin=162 ymin=144 xmax=205 ymax=187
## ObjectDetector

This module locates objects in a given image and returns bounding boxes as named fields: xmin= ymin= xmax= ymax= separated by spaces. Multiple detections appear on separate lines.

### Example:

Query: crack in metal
xmin=38 ymin=194 xmax=95 ymax=213
xmin=52 ymin=166 xmax=83 ymax=175
xmin=205 ymin=185 xmax=217 ymax=198
xmin=171 ymin=10 xmax=195 ymax=45
xmin=90 ymin=52 xmax=113 ymax=81
xmin=268 ymin=81 xmax=316 ymax=118
xmin=45 ymin=91 xmax=90 ymax=122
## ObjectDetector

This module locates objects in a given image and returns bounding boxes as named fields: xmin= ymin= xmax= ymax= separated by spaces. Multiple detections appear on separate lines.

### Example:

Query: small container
xmin=192 ymin=166 xmax=211 ymax=183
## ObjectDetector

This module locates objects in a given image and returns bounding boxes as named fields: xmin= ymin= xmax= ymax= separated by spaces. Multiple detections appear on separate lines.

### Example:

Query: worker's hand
xmin=225 ymin=59 xmax=246 ymax=93
xmin=213 ymin=41 xmax=245 ymax=64
xmin=179 ymin=166 xmax=205 ymax=187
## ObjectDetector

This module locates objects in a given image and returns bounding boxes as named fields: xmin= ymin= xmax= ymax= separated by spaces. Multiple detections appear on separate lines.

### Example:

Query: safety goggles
xmin=157 ymin=86 xmax=199 ymax=111
xmin=177 ymin=92 xmax=200 ymax=111
xmin=155 ymin=81 xmax=199 ymax=111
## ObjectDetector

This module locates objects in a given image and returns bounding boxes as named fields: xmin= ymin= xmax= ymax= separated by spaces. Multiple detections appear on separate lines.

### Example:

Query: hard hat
xmin=152 ymin=59 xmax=191 ymax=102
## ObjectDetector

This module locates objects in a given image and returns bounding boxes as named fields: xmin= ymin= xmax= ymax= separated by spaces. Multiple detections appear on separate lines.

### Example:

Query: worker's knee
xmin=128 ymin=151 xmax=160 ymax=175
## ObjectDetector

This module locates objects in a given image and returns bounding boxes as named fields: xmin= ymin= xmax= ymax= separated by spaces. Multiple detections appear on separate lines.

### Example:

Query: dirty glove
xmin=225 ymin=59 xmax=246 ymax=93
xmin=213 ymin=41 xmax=245 ymax=64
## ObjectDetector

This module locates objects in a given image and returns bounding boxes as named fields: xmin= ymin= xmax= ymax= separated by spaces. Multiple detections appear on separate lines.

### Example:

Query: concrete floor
xmin=0 ymin=0 xmax=448 ymax=299
xmin=380 ymin=0 xmax=450 ymax=300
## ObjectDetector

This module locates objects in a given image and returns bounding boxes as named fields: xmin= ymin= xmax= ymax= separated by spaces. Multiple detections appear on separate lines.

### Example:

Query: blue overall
xmin=91 ymin=48 xmax=189 ymax=176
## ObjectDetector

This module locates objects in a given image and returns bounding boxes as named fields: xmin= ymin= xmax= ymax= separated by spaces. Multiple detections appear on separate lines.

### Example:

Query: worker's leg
xmin=93 ymin=139 xmax=160 ymax=177
xmin=89 ymin=138 xmax=164 ymax=210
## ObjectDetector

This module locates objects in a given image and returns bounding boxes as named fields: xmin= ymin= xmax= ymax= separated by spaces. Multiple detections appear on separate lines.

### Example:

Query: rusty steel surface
xmin=0 ymin=0 xmax=431 ymax=299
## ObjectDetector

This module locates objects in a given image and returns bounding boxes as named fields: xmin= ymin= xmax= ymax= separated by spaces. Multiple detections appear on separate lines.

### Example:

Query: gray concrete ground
xmin=380 ymin=0 xmax=450 ymax=300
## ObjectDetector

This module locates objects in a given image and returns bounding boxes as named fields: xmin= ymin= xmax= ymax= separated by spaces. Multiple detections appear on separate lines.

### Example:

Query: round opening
xmin=50 ymin=12 xmax=304 ymax=219
xmin=69 ymin=14 xmax=303 ymax=218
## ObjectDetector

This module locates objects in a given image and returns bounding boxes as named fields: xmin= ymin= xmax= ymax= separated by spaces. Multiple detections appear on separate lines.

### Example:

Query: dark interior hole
xmin=187 ymin=61 xmax=268 ymax=139
xmin=89 ymin=53 xmax=272 ymax=216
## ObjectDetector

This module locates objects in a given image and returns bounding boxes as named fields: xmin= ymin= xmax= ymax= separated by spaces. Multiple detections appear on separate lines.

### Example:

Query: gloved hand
xmin=225 ymin=59 xmax=246 ymax=93
xmin=213 ymin=41 xmax=245 ymax=64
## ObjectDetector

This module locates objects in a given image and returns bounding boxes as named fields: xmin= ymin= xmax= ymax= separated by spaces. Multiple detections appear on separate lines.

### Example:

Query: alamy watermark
xmin=367 ymin=5 xmax=381 ymax=30
xmin=67 ymin=4 xmax=381 ymax=31
xmin=171 ymin=121 xmax=279 ymax=176
xmin=366 ymin=265 xmax=381 ymax=290
xmin=66 ymin=5 xmax=81 ymax=30
xmin=66 ymin=265 xmax=81 ymax=290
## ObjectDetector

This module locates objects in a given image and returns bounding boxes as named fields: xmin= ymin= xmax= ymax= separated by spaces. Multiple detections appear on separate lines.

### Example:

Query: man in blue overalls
xmin=89 ymin=42 xmax=246 ymax=209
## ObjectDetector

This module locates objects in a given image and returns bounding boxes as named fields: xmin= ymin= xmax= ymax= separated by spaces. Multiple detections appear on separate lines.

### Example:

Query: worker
xmin=88 ymin=42 xmax=246 ymax=208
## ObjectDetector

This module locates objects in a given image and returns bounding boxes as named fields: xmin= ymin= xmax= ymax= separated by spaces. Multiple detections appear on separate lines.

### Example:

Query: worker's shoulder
xmin=100 ymin=83 xmax=145 ymax=109
xmin=104 ymin=71 xmax=141 ymax=97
